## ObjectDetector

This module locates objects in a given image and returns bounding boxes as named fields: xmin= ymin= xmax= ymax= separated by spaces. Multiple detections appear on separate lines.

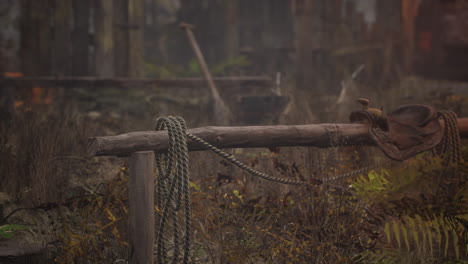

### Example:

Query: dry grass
xmin=0 ymin=102 xmax=90 ymax=205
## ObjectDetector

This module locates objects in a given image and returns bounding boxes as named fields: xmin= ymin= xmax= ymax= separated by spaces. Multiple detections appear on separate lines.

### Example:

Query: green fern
xmin=384 ymin=214 xmax=467 ymax=259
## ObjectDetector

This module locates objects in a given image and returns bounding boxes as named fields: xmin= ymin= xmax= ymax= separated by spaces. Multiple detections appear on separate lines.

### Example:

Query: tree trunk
xmin=53 ymin=0 xmax=72 ymax=76
xmin=20 ymin=0 xmax=52 ymax=76
xmin=113 ymin=0 xmax=129 ymax=77
xmin=401 ymin=0 xmax=419 ymax=74
xmin=95 ymin=0 xmax=114 ymax=77
xmin=128 ymin=0 xmax=145 ymax=77
xmin=72 ymin=0 xmax=89 ymax=76
xmin=0 ymin=1 xmax=20 ymax=122
xmin=225 ymin=0 xmax=239 ymax=59
xmin=294 ymin=0 xmax=327 ymax=93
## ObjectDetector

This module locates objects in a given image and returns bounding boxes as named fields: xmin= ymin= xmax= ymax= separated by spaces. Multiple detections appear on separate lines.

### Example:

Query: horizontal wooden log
xmin=88 ymin=118 xmax=468 ymax=157
xmin=0 ymin=76 xmax=271 ymax=89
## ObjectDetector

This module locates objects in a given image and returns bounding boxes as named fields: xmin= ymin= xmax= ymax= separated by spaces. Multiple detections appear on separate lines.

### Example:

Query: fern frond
xmin=442 ymin=217 xmax=450 ymax=257
xmin=401 ymin=224 xmax=410 ymax=251
xmin=384 ymin=222 xmax=391 ymax=244
xmin=407 ymin=216 xmax=420 ymax=250
xmin=392 ymin=221 xmax=401 ymax=248
xmin=453 ymin=228 xmax=459 ymax=259
xmin=383 ymin=214 xmax=467 ymax=259
xmin=433 ymin=214 xmax=442 ymax=252
xmin=424 ymin=218 xmax=434 ymax=256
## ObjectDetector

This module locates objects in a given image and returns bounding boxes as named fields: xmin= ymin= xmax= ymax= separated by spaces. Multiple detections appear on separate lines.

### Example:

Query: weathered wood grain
xmin=88 ymin=123 xmax=372 ymax=157
xmin=88 ymin=118 xmax=468 ymax=157
xmin=128 ymin=151 xmax=154 ymax=264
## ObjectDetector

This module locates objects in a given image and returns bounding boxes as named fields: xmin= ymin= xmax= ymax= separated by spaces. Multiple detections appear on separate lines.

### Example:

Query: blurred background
xmin=1 ymin=0 xmax=468 ymax=125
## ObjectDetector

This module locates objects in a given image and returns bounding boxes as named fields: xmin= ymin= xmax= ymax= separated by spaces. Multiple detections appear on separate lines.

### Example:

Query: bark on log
xmin=0 ymin=76 xmax=271 ymax=89
xmin=88 ymin=118 xmax=468 ymax=157
xmin=88 ymin=123 xmax=368 ymax=157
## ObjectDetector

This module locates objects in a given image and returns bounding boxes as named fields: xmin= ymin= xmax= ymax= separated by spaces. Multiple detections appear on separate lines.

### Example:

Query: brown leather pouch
xmin=350 ymin=104 xmax=444 ymax=161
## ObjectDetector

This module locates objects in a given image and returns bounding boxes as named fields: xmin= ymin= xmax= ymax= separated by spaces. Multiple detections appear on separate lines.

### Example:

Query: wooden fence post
xmin=129 ymin=151 xmax=154 ymax=264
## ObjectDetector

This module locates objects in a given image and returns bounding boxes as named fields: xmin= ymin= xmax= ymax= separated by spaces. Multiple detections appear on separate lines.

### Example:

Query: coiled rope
xmin=155 ymin=116 xmax=190 ymax=264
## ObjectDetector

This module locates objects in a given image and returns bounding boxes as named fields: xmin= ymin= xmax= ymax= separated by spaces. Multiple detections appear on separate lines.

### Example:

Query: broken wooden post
xmin=128 ymin=151 xmax=154 ymax=264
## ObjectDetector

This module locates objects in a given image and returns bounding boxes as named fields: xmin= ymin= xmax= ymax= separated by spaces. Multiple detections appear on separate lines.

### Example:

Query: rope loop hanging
xmin=155 ymin=116 xmax=190 ymax=264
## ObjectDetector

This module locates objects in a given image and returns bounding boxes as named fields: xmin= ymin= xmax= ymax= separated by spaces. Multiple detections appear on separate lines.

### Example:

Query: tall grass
xmin=0 ymin=100 xmax=90 ymax=206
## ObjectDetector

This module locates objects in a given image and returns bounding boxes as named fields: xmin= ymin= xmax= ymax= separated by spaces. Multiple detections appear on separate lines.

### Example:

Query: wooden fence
xmin=87 ymin=118 xmax=468 ymax=263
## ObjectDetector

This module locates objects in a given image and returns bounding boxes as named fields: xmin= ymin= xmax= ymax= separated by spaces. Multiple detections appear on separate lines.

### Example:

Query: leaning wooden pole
xmin=88 ymin=118 xmax=468 ymax=157
xmin=180 ymin=22 xmax=231 ymax=125
xmin=128 ymin=151 xmax=154 ymax=264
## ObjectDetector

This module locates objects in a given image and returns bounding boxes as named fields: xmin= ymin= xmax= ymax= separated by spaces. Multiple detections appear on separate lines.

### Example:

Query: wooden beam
xmin=88 ymin=123 xmax=371 ymax=157
xmin=88 ymin=118 xmax=468 ymax=157
xmin=0 ymin=76 xmax=272 ymax=88
xmin=128 ymin=151 xmax=154 ymax=264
